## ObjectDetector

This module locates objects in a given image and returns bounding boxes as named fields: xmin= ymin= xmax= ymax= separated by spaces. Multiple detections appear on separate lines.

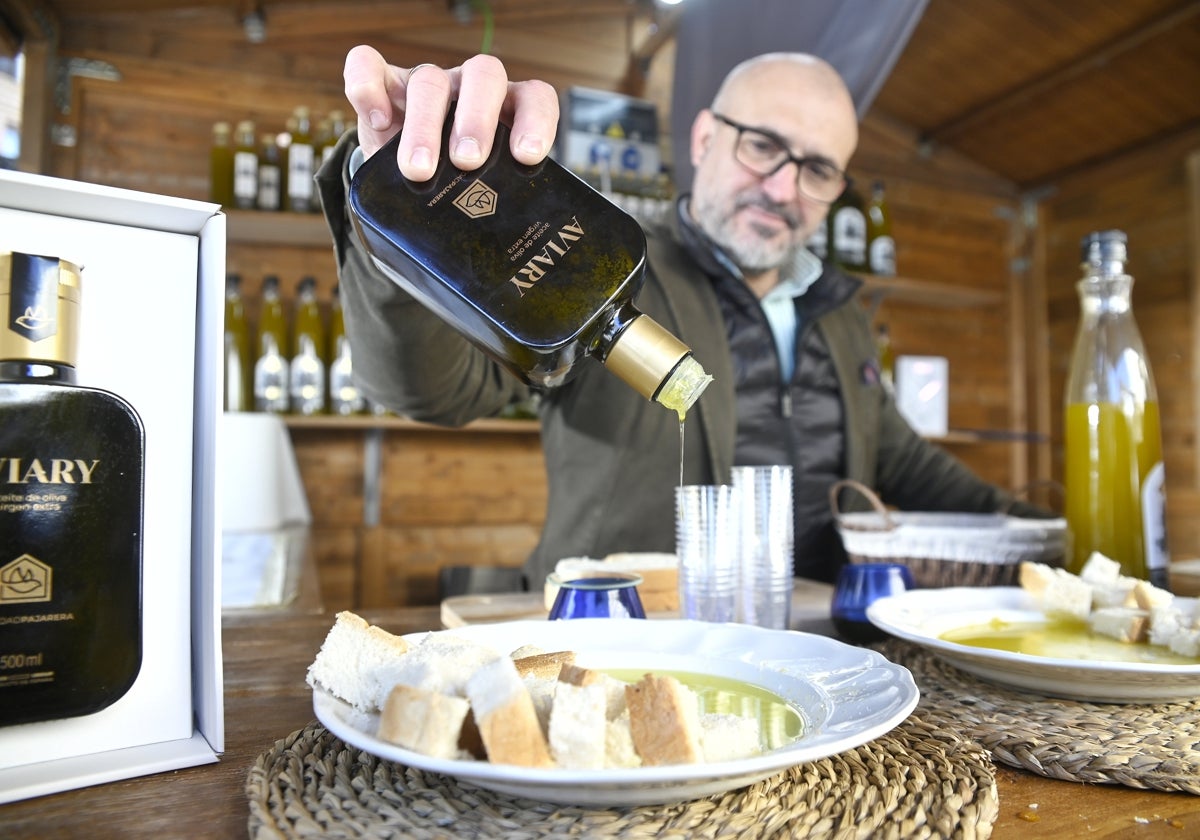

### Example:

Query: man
xmin=317 ymin=47 xmax=1044 ymax=585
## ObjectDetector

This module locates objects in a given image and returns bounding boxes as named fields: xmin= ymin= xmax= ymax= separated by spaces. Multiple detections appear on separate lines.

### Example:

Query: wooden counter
xmin=2 ymin=595 xmax=1197 ymax=838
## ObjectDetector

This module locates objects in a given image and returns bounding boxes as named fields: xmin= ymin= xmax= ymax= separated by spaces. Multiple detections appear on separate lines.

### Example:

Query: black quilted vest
xmin=716 ymin=267 xmax=861 ymax=581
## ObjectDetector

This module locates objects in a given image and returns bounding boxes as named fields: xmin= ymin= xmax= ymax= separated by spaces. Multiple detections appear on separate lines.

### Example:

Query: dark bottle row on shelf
xmin=210 ymin=105 xmax=346 ymax=215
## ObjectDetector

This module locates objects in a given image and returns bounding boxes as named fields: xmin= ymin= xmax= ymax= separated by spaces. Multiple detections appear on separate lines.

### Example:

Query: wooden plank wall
xmin=852 ymin=113 xmax=1027 ymax=494
xmin=290 ymin=422 xmax=546 ymax=611
xmin=1036 ymin=125 xmax=1200 ymax=567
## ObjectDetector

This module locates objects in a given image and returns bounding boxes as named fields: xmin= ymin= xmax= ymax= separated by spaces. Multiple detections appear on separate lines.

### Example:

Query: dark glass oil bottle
xmin=348 ymin=108 xmax=711 ymax=417
xmin=0 ymin=252 xmax=144 ymax=727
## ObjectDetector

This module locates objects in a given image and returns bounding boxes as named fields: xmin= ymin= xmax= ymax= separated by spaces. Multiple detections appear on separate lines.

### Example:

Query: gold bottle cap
xmin=0 ymin=252 xmax=83 ymax=367
xmin=604 ymin=314 xmax=712 ymax=417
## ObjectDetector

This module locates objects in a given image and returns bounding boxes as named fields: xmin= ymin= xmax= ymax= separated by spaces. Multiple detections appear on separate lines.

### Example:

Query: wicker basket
xmin=830 ymin=479 xmax=1068 ymax=588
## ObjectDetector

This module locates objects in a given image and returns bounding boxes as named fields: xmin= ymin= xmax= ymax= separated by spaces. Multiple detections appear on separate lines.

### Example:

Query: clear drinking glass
xmin=675 ymin=484 xmax=739 ymax=622
xmin=547 ymin=572 xmax=646 ymax=620
xmin=731 ymin=465 xmax=794 ymax=629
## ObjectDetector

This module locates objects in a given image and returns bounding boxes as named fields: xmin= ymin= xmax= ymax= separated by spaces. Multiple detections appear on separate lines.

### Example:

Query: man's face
xmin=688 ymin=70 xmax=857 ymax=276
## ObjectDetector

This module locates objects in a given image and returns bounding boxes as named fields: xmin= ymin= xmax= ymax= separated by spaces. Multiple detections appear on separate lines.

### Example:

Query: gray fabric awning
xmin=669 ymin=0 xmax=928 ymax=191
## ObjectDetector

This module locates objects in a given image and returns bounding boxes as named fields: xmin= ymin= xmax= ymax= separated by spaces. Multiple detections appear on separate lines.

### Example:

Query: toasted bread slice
xmin=548 ymin=677 xmax=608 ymax=769
xmin=466 ymin=657 xmax=554 ymax=768
xmin=305 ymin=611 xmax=410 ymax=712
xmin=1131 ymin=580 xmax=1174 ymax=611
xmin=1018 ymin=562 xmax=1055 ymax=598
xmin=513 ymin=650 xmax=576 ymax=681
xmin=1023 ymin=564 xmax=1093 ymax=621
xmin=625 ymin=674 xmax=703 ymax=766
xmin=557 ymin=662 xmax=602 ymax=687
xmin=370 ymin=633 xmax=504 ymax=709
xmin=377 ymin=684 xmax=470 ymax=759
xmin=1079 ymin=552 xmax=1122 ymax=586
xmin=699 ymin=713 xmax=762 ymax=763
xmin=1088 ymin=607 xmax=1150 ymax=644
xmin=604 ymin=711 xmax=642 ymax=768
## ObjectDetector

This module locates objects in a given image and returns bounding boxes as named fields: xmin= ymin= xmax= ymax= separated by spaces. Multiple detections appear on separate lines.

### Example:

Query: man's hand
xmin=342 ymin=46 xmax=559 ymax=181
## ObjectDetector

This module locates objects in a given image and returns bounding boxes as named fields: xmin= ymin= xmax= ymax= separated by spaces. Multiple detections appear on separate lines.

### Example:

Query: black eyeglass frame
xmin=709 ymin=111 xmax=850 ymax=203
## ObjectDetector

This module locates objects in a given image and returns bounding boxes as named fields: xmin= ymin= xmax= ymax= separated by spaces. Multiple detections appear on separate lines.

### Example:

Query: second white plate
xmin=867 ymin=586 xmax=1200 ymax=703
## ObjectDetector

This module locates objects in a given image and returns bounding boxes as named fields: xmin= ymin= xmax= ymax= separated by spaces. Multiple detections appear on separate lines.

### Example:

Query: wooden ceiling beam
xmin=48 ymin=0 xmax=646 ymax=25
xmin=617 ymin=4 xmax=679 ymax=97
xmin=53 ymin=0 xmax=649 ymax=44
xmin=921 ymin=0 xmax=1200 ymax=147
xmin=0 ymin=0 xmax=58 ymax=41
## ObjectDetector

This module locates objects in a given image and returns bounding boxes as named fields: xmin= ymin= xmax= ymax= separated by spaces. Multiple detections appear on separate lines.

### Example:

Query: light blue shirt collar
xmin=759 ymin=248 xmax=823 ymax=382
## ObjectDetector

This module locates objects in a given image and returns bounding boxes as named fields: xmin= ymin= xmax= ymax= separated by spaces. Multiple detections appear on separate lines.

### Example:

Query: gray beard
xmin=713 ymin=221 xmax=797 ymax=275
xmin=693 ymin=193 xmax=801 ymax=276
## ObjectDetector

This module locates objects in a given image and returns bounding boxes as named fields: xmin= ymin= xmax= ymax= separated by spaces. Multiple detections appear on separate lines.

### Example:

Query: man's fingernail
xmin=368 ymin=110 xmax=388 ymax=131
xmin=408 ymin=146 xmax=434 ymax=172
xmin=454 ymin=137 xmax=482 ymax=164
xmin=517 ymin=134 xmax=544 ymax=157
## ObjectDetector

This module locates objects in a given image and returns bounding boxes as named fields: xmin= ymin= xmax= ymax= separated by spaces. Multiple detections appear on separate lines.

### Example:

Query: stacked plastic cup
xmin=675 ymin=484 xmax=739 ymax=622
xmin=731 ymin=465 xmax=794 ymax=629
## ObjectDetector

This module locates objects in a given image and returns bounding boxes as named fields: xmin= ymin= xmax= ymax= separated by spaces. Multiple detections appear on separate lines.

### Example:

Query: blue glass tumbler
xmin=547 ymin=573 xmax=647 ymax=620
xmin=830 ymin=563 xmax=914 ymax=643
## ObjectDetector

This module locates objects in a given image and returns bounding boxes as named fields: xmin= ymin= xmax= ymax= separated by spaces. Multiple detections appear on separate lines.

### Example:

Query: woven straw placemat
xmin=878 ymin=638 xmax=1200 ymax=794
xmin=246 ymin=715 xmax=997 ymax=840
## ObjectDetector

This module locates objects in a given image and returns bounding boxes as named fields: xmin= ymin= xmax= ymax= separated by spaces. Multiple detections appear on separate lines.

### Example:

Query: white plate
xmin=311 ymin=618 xmax=918 ymax=807
xmin=867 ymin=587 xmax=1200 ymax=703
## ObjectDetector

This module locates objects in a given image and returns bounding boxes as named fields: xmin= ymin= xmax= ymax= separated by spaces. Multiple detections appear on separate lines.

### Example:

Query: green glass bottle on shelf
xmin=287 ymin=106 xmax=317 ymax=213
xmin=348 ymin=108 xmax=712 ymax=419
xmin=278 ymin=118 xmax=296 ymax=212
xmin=829 ymin=182 xmax=868 ymax=272
xmin=254 ymin=275 xmax=289 ymax=412
xmin=866 ymin=180 xmax=896 ymax=276
xmin=289 ymin=275 xmax=326 ymax=415
xmin=223 ymin=272 xmax=252 ymax=411
xmin=323 ymin=109 xmax=347 ymax=167
xmin=232 ymin=120 xmax=259 ymax=211
xmin=256 ymin=133 xmax=283 ymax=212
xmin=327 ymin=284 xmax=363 ymax=416
xmin=209 ymin=121 xmax=234 ymax=206
xmin=1063 ymin=230 xmax=1169 ymax=587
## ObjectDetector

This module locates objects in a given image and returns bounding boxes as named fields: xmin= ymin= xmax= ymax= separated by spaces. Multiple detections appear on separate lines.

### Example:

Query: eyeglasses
xmin=710 ymin=112 xmax=849 ymax=204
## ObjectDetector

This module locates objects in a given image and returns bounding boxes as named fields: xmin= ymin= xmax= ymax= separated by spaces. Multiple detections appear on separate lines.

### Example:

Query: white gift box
xmin=0 ymin=169 xmax=223 ymax=802
xmin=895 ymin=355 xmax=949 ymax=437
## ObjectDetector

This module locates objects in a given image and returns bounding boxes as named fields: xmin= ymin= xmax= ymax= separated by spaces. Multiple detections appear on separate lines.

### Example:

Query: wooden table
xmin=2 ymin=592 xmax=1199 ymax=839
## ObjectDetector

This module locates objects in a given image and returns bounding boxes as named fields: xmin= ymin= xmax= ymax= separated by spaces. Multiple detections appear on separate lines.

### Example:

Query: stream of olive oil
xmin=679 ymin=419 xmax=685 ymax=489
xmin=605 ymin=669 xmax=805 ymax=750
xmin=941 ymin=617 xmax=1200 ymax=665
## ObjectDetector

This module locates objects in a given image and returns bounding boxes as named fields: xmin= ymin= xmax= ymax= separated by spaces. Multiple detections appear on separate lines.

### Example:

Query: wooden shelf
xmin=222 ymin=213 xmax=1001 ymax=311
xmin=224 ymin=209 xmax=332 ymax=246
xmin=855 ymin=272 xmax=1005 ymax=308
xmin=282 ymin=414 xmax=540 ymax=434
xmin=280 ymin=415 xmax=1040 ymax=445
xmin=932 ymin=428 xmax=1047 ymax=445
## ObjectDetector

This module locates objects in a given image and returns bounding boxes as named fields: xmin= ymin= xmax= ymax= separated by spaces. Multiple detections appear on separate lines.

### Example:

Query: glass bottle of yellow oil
xmin=209 ymin=121 xmax=234 ymax=206
xmin=253 ymin=275 xmax=290 ymax=413
xmin=289 ymin=275 xmax=326 ymax=415
xmin=223 ymin=272 xmax=251 ymax=411
xmin=1064 ymin=230 xmax=1168 ymax=587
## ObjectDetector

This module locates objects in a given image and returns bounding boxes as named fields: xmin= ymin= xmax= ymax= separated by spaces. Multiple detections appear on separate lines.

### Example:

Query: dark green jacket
xmin=317 ymin=132 xmax=1037 ymax=585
